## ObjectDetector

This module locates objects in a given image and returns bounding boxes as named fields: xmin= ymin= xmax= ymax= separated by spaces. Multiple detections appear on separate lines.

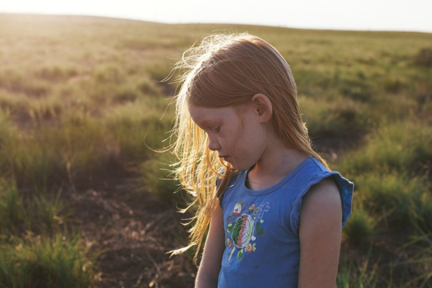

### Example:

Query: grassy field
xmin=0 ymin=13 xmax=431 ymax=287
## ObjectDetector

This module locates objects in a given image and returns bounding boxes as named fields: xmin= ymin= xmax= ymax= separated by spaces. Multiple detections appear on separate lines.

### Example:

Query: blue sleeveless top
xmin=218 ymin=157 xmax=353 ymax=288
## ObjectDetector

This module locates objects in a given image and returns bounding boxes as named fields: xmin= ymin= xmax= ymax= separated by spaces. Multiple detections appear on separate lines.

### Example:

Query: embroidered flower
xmin=233 ymin=202 xmax=242 ymax=216
xmin=245 ymin=243 xmax=256 ymax=253
xmin=226 ymin=237 xmax=233 ymax=248
xmin=248 ymin=204 xmax=255 ymax=214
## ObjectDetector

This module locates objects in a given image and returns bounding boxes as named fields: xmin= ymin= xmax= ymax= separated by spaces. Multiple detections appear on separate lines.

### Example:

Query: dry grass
xmin=0 ymin=13 xmax=431 ymax=287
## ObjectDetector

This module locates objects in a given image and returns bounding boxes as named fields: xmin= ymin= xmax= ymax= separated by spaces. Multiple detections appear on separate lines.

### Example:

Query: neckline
xmin=241 ymin=157 xmax=313 ymax=196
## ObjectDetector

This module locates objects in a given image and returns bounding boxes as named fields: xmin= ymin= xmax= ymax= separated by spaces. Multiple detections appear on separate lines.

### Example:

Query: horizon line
xmin=2 ymin=12 xmax=432 ymax=35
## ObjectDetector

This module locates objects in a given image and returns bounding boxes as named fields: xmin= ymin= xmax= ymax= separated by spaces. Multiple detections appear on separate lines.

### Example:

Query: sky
xmin=2 ymin=0 xmax=432 ymax=33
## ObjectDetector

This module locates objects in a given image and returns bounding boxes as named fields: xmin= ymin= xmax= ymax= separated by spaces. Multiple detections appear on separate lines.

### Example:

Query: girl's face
xmin=188 ymin=102 xmax=269 ymax=171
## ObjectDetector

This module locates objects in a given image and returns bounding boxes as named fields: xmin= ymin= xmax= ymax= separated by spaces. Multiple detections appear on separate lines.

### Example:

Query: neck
xmin=246 ymin=139 xmax=309 ymax=190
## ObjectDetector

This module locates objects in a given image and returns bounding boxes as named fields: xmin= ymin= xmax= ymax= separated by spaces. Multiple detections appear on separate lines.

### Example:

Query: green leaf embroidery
xmin=237 ymin=249 xmax=244 ymax=260
xmin=227 ymin=223 xmax=233 ymax=233
xmin=256 ymin=221 xmax=266 ymax=236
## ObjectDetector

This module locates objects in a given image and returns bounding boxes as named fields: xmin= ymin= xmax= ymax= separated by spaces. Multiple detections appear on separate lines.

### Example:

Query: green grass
xmin=339 ymin=121 xmax=432 ymax=175
xmin=136 ymin=152 xmax=181 ymax=201
xmin=0 ymin=181 xmax=66 ymax=236
xmin=0 ymin=179 xmax=95 ymax=287
xmin=0 ymin=181 xmax=24 ymax=235
xmin=336 ymin=255 xmax=380 ymax=288
xmin=0 ymin=233 xmax=94 ymax=288
xmin=0 ymin=13 xmax=431 ymax=287
xmin=343 ymin=205 xmax=375 ymax=243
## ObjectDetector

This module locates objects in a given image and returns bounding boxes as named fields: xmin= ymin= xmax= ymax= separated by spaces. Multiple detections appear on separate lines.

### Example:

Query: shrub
xmin=410 ymin=192 xmax=432 ymax=236
xmin=354 ymin=173 xmax=430 ymax=226
xmin=34 ymin=65 xmax=78 ymax=82
xmin=336 ymin=255 xmax=379 ymax=288
xmin=414 ymin=48 xmax=432 ymax=67
xmin=343 ymin=206 xmax=375 ymax=243
xmin=339 ymin=121 xmax=432 ymax=175
xmin=137 ymin=152 xmax=184 ymax=203
xmin=0 ymin=182 xmax=24 ymax=235
xmin=299 ymin=95 xmax=369 ymax=136
xmin=0 ymin=233 xmax=95 ymax=288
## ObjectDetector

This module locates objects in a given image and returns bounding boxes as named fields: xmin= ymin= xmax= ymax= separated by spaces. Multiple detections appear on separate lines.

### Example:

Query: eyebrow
xmin=194 ymin=117 xmax=217 ymax=126
xmin=194 ymin=120 xmax=219 ymax=132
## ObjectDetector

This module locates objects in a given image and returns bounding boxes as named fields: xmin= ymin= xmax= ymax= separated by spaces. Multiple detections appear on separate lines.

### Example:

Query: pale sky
xmin=2 ymin=0 xmax=432 ymax=33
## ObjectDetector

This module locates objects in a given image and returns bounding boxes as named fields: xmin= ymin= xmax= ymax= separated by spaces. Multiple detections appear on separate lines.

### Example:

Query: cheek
xmin=228 ymin=130 xmax=246 ymax=155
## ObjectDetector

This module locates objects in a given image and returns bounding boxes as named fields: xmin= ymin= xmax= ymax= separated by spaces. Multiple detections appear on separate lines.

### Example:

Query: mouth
xmin=220 ymin=156 xmax=231 ymax=162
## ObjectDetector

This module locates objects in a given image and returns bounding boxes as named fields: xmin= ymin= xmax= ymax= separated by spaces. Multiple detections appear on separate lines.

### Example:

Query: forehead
xmin=187 ymin=103 xmax=238 ymax=125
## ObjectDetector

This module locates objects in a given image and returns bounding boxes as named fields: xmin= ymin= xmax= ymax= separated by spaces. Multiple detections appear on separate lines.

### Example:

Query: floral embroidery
xmin=248 ymin=204 xmax=255 ymax=213
xmin=246 ymin=243 xmax=256 ymax=253
xmin=233 ymin=201 xmax=242 ymax=216
xmin=226 ymin=201 xmax=270 ymax=261
xmin=226 ymin=237 xmax=233 ymax=248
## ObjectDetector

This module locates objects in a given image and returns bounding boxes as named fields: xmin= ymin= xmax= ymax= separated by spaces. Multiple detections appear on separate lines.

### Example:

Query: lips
xmin=220 ymin=156 xmax=230 ymax=162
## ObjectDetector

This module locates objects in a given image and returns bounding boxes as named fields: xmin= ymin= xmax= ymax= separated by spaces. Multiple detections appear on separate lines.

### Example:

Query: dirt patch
xmin=67 ymin=170 xmax=196 ymax=288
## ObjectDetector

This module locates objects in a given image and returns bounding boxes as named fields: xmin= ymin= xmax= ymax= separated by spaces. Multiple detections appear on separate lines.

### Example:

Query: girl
xmin=170 ymin=33 xmax=353 ymax=288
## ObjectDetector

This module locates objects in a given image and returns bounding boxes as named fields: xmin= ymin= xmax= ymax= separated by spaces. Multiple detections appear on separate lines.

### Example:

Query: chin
xmin=223 ymin=158 xmax=252 ymax=171
xmin=229 ymin=162 xmax=250 ymax=171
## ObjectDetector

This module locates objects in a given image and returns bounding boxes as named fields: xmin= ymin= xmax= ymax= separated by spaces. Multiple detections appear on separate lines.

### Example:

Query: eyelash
xmin=211 ymin=126 xmax=220 ymax=132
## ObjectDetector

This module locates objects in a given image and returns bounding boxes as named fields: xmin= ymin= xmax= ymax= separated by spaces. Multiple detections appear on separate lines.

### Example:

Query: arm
xmin=195 ymin=204 xmax=225 ymax=288
xmin=298 ymin=178 xmax=342 ymax=288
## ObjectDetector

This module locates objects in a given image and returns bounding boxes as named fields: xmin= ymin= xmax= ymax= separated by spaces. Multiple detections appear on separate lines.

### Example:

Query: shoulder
xmin=303 ymin=178 xmax=341 ymax=209
xmin=297 ymin=178 xmax=343 ymax=288
xmin=288 ymin=161 xmax=354 ymax=235
xmin=300 ymin=178 xmax=342 ymax=237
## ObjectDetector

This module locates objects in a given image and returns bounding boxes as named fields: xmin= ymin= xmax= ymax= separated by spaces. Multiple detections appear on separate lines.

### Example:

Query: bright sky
xmin=2 ymin=0 xmax=432 ymax=33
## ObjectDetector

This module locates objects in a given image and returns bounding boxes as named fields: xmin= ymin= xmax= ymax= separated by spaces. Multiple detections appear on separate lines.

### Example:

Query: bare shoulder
xmin=302 ymin=177 xmax=341 ymax=210
xmin=298 ymin=177 xmax=343 ymax=288
xmin=300 ymin=177 xmax=342 ymax=237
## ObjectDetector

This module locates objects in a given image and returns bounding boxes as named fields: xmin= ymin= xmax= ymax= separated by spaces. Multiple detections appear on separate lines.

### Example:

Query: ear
xmin=251 ymin=93 xmax=273 ymax=123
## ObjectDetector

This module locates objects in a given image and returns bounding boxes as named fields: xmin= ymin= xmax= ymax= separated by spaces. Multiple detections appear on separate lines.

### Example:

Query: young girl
xmin=170 ymin=33 xmax=353 ymax=288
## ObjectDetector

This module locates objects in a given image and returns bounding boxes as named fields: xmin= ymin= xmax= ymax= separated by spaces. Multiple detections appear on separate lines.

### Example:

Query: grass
xmin=0 ymin=233 xmax=95 ymax=288
xmin=339 ymin=121 xmax=432 ymax=176
xmin=0 ymin=180 xmax=95 ymax=287
xmin=0 ymin=12 xmax=431 ymax=287
xmin=336 ymin=253 xmax=380 ymax=288
xmin=343 ymin=205 xmax=375 ymax=244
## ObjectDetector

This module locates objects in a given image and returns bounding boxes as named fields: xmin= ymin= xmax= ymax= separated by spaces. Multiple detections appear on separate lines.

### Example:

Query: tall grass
xmin=0 ymin=179 xmax=96 ymax=287
xmin=0 ymin=233 xmax=94 ymax=288
xmin=339 ymin=121 xmax=432 ymax=175
xmin=336 ymin=256 xmax=379 ymax=288
xmin=1 ymin=13 xmax=431 ymax=286
xmin=0 ymin=181 xmax=64 ymax=236
xmin=136 ymin=152 xmax=186 ymax=204
xmin=0 ymin=181 xmax=23 ymax=235
xmin=343 ymin=205 xmax=375 ymax=243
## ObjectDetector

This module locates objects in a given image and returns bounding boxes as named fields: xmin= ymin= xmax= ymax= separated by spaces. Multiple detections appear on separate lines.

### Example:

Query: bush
xmin=299 ymin=96 xmax=369 ymax=137
xmin=343 ymin=206 xmax=375 ymax=243
xmin=339 ymin=121 xmax=432 ymax=175
xmin=336 ymin=254 xmax=379 ymax=288
xmin=137 ymin=152 xmax=183 ymax=203
xmin=0 ymin=182 xmax=23 ymax=235
xmin=354 ymin=173 xmax=430 ymax=226
xmin=414 ymin=48 xmax=432 ymax=67
xmin=0 ymin=233 xmax=95 ymax=288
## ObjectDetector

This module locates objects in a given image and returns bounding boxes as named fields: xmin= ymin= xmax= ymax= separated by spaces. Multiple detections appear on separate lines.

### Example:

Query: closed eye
xmin=211 ymin=126 xmax=221 ymax=133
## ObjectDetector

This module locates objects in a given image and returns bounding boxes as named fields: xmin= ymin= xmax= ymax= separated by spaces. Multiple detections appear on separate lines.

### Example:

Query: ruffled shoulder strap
xmin=290 ymin=170 xmax=354 ymax=236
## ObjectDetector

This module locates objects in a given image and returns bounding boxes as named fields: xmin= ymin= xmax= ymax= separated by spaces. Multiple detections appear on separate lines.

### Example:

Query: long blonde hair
xmin=170 ymin=33 xmax=329 ymax=262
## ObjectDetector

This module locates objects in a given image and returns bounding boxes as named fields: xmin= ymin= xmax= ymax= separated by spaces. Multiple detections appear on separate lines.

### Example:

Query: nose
xmin=208 ymin=136 xmax=221 ymax=151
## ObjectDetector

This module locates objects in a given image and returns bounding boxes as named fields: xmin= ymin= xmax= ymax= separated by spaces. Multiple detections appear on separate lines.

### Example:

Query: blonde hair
xmin=170 ymin=33 xmax=329 ymax=262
